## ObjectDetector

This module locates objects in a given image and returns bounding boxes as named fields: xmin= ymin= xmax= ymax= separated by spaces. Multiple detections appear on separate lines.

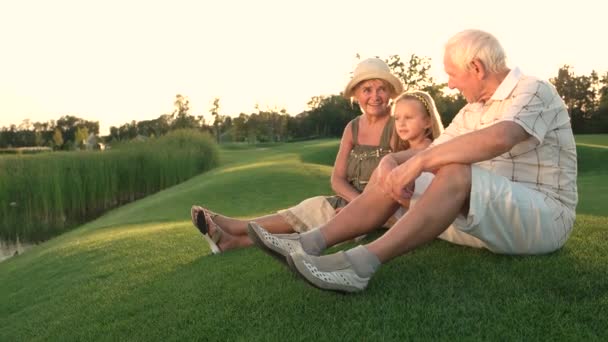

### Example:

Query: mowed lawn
xmin=1 ymin=136 xmax=606 ymax=341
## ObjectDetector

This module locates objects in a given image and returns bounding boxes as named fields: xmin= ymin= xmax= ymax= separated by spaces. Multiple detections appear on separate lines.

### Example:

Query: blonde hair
xmin=445 ymin=29 xmax=508 ymax=74
xmin=391 ymin=90 xmax=444 ymax=151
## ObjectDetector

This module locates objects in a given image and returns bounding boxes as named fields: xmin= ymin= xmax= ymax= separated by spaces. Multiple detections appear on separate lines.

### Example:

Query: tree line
xmin=0 ymin=116 xmax=99 ymax=150
xmin=106 ymin=55 xmax=466 ymax=144
xmin=2 ymin=55 xmax=607 ymax=148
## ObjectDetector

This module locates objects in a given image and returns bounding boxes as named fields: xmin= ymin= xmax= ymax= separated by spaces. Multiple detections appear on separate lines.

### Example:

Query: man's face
xmin=443 ymin=50 xmax=483 ymax=103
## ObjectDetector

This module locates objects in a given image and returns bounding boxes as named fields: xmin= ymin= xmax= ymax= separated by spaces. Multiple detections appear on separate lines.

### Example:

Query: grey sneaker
xmin=247 ymin=222 xmax=304 ymax=264
xmin=287 ymin=251 xmax=370 ymax=293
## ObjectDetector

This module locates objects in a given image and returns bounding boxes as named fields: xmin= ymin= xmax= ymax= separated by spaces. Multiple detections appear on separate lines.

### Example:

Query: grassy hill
xmin=1 ymin=137 xmax=607 ymax=340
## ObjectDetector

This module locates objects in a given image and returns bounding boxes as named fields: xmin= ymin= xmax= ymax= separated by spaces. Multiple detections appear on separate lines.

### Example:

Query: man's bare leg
xmin=320 ymin=185 xmax=401 ymax=247
xmin=285 ymin=164 xmax=472 ymax=292
xmin=366 ymin=164 xmax=472 ymax=262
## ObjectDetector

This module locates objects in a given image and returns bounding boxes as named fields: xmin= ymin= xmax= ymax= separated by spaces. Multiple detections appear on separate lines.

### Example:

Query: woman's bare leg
xmin=212 ymin=213 xmax=293 ymax=236
xmin=198 ymin=212 xmax=294 ymax=252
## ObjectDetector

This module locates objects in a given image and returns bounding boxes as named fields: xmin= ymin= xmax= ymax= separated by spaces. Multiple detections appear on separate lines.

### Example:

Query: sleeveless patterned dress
xmin=279 ymin=116 xmax=394 ymax=232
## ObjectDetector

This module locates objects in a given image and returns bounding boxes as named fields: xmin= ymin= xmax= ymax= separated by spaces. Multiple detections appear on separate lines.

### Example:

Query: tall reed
xmin=0 ymin=129 xmax=219 ymax=242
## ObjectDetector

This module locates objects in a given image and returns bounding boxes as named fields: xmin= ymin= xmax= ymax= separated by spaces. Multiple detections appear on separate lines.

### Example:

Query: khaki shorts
xmin=279 ymin=195 xmax=399 ymax=233
xmin=410 ymin=166 xmax=575 ymax=255
xmin=278 ymin=196 xmax=341 ymax=233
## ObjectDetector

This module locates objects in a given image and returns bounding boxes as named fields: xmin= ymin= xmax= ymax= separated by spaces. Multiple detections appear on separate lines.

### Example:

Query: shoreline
xmin=0 ymin=238 xmax=35 ymax=262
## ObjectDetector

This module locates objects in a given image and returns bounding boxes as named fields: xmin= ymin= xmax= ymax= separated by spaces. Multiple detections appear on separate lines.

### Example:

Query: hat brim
xmin=343 ymin=71 xmax=404 ymax=99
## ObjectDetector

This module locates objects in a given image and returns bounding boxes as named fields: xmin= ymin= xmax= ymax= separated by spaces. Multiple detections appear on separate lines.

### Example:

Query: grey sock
xmin=299 ymin=228 xmax=326 ymax=256
xmin=345 ymin=245 xmax=381 ymax=278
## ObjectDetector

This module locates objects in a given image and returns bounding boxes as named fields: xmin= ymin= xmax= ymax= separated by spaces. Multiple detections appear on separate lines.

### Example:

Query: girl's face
xmin=393 ymin=99 xmax=431 ymax=142
xmin=353 ymin=79 xmax=391 ymax=117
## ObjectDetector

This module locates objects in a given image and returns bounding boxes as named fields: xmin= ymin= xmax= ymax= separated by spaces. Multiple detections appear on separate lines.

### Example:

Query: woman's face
xmin=393 ymin=99 xmax=431 ymax=142
xmin=353 ymin=79 xmax=391 ymax=117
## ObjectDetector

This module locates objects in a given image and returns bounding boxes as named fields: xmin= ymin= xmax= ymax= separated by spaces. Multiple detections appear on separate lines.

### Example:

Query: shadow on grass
xmin=92 ymin=228 xmax=608 ymax=340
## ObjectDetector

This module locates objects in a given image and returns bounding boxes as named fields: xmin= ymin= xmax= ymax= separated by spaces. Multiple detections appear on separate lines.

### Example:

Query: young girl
xmin=391 ymin=90 xmax=444 ymax=153
xmin=356 ymin=89 xmax=444 ymax=229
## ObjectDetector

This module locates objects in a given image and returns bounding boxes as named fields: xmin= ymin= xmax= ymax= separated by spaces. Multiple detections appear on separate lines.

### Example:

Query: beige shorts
xmin=410 ymin=166 xmax=575 ymax=255
xmin=279 ymin=195 xmax=399 ymax=233
xmin=278 ymin=196 xmax=339 ymax=233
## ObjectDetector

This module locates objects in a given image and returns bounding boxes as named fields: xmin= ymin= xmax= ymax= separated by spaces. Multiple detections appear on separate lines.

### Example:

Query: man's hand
xmin=376 ymin=154 xmax=399 ymax=186
xmin=385 ymin=155 xmax=424 ymax=205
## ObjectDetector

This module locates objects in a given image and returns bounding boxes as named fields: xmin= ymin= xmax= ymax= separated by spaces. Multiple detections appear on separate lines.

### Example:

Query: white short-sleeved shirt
xmin=432 ymin=67 xmax=578 ymax=215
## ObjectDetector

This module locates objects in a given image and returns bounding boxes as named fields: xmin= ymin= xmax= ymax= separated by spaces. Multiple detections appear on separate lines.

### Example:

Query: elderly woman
xmin=191 ymin=58 xmax=403 ymax=253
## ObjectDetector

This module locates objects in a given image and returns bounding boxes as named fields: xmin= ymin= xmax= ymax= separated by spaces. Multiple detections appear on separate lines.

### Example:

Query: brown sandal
xmin=191 ymin=205 xmax=225 ymax=254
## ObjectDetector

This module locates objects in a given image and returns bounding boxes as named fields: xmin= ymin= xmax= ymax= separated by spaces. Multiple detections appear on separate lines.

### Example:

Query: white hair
xmin=445 ymin=29 xmax=508 ymax=74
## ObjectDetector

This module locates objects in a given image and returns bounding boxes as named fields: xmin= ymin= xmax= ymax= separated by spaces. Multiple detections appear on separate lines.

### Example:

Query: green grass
xmin=0 ymin=137 xmax=607 ymax=340
xmin=574 ymin=134 xmax=608 ymax=148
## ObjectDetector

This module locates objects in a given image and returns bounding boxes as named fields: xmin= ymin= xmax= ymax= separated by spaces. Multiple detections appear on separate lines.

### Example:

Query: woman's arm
xmin=330 ymin=121 xmax=361 ymax=203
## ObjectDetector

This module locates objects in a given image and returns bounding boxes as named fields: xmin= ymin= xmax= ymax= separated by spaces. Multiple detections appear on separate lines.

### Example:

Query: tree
xmin=306 ymin=95 xmax=361 ymax=138
xmin=56 ymin=115 xmax=99 ymax=147
xmin=52 ymin=128 xmax=64 ymax=149
xmin=232 ymin=113 xmax=249 ymax=142
xmin=109 ymin=126 xmax=120 ymax=142
xmin=75 ymin=127 xmax=89 ymax=149
xmin=32 ymin=122 xmax=47 ymax=146
xmin=551 ymin=65 xmax=598 ymax=132
xmin=598 ymin=72 xmax=608 ymax=111
xmin=210 ymin=97 xmax=221 ymax=143
xmin=385 ymin=54 xmax=436 ymax=93
xmin=590 ymin=71 xmax=608 ymax=133
xmin=171 ymin=94 xmax=199 ymax=130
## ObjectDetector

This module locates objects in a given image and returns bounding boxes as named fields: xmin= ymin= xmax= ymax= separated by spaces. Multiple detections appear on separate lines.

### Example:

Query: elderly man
xmin=248 ymin=29 xmax=578 ymax=293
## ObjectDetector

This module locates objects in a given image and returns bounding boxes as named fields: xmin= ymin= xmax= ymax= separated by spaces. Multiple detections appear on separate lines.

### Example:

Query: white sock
xmin=345 ymin=245 xmax=381 ymax=278
xmin=299 ymin=228 xmax=326 ymax=256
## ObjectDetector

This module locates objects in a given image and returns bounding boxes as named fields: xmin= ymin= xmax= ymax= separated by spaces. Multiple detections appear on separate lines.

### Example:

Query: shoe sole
xmin=247 ymin=223 xmax=289 ymax=267
xmin=287 ymin=253 xmax=359 ymax=294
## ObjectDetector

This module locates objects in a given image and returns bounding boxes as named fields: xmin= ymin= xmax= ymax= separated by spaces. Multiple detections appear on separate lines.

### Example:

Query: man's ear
xmin=470 ymin=59 xmax=487 ymax=80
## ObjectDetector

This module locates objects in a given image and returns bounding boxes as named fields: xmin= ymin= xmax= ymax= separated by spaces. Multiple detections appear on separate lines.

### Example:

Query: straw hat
xmin=343 ymin=58 xmax=403 ymax=99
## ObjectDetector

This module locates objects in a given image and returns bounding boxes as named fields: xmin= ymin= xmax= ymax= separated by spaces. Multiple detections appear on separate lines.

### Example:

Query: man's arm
xmin=375 ymin=147 xmax=424 ymax=187
xmin=417 ymin=120 xmax=531 ymax=172
xmin=384 ymin=121 xmax=530 ymax=202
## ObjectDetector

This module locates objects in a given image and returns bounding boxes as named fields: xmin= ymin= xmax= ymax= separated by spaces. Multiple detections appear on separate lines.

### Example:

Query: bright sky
xmin=1 ymin=0 xmax=606 ymax=135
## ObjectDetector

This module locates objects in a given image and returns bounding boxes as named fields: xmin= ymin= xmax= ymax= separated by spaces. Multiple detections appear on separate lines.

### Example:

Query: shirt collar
xmin=490 ymin=67 xmax=523 ymax=101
